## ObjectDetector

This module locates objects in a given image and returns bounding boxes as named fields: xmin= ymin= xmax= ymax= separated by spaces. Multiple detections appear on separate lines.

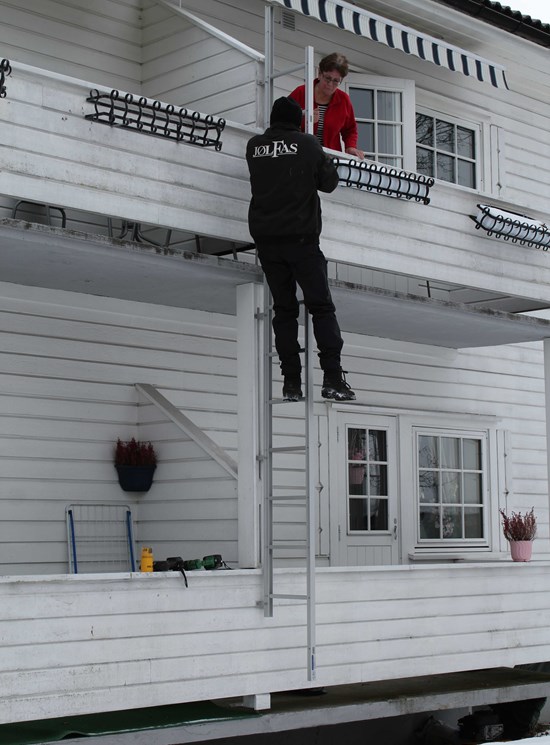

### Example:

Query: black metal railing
xmin=85 ymin=89 xmax=226 ymax=150
xmin=1 ymin=58 xmax=12 ymax=98
xmin=333 ymin=158 xmax=434 ymax=204
xmin=473 ymin=203 xmax=550 ymax=251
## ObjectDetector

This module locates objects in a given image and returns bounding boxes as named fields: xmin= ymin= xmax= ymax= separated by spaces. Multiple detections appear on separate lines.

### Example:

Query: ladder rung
xmin=270 ymin=446 xmax=306 ymax=453
xmin=270 ymin=593 xmax=308 ymax=600
xmin=268 ymin=493 xmax=306 ymax=501
xmin=269 ymin=397 xmax=305 ymax=405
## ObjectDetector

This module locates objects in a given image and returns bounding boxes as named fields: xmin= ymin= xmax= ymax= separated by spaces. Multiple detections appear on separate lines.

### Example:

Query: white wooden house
xmin=1 ymin=0 xmax=550 ymax=739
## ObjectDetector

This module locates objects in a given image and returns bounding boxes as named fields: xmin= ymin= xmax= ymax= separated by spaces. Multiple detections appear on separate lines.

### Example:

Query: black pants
xmin=257 ymin=240 xmax=344 ymax=378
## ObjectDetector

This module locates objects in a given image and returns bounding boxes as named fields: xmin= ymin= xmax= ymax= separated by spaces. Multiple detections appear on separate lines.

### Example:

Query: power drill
xmin=182 ymin=554 xmax=223 ymax=571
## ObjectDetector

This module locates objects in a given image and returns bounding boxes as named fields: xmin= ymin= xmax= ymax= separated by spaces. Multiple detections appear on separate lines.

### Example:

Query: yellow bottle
xmin=140 ymin=546 xmax=153 ymax=572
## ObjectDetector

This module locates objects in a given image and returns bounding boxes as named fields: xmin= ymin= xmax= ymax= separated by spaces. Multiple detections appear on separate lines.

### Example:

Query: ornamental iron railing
xmin=333 ymin=158 xmax=434 ymax=204
xmin=85 ymin=89 xmax=226 ymax=150
xmin=1 ymin=58 xmax=12 ymax=98
xmin=473 ymin=203 xmax=550 ymax=251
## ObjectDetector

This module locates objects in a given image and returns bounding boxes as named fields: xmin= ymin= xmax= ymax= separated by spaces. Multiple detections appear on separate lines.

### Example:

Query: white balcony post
xmin=237 ymin=282 xmax=263 ymax=568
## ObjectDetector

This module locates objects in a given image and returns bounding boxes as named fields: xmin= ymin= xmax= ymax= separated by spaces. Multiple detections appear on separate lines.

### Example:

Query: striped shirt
xmin=316 ymin=104 xmax=328 ymax=146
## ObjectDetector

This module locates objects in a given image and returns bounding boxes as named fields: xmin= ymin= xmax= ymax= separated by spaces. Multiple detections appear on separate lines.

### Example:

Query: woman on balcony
xmin=289 ymin=52 xmax=364 ymax=160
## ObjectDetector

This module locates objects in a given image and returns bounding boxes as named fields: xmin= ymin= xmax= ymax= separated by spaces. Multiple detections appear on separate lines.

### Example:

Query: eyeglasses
xmin=320 ymin=73 xmax=342 ymax=86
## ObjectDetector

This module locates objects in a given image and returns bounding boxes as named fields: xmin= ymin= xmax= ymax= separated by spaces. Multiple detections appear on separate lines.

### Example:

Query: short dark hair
xmin=319 ymin=52 xmax=350 ymax=78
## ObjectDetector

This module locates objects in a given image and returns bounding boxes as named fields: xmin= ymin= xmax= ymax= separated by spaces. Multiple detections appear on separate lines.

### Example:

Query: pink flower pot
xmin=509 ymin=540 xmax=533 ymax=562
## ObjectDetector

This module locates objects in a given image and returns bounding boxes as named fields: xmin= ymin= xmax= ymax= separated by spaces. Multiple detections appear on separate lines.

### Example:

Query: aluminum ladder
xmin=259 ymin=278 xmax=318 ymax=681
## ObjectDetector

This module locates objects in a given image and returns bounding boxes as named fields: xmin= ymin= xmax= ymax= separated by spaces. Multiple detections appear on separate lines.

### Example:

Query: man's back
xmin=246 ymin=114 xmax=338 ymax=243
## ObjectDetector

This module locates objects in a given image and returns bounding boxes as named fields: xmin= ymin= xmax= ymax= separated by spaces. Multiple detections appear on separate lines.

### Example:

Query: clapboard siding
xmin=3 ymin=59 xmax=550 ymax=301
xmin=2 ymin=279 xmax=548 ymax=573
xmin=162 ymin=0 xmax=550 ymax=211
xmin=265 ymin=329 xmax=550 ymax=563
xmin=2 ymin=563 xmax=550 ymax=724
xmin=141 ymin=7 xmax=260 ymax=125
xmin=0 ymin=0 xmax=142 ymax=89
xmin=0 ymin=284 xmax=239 ymax=574
xmin=0 ymin=66 xmax=252 ymax=243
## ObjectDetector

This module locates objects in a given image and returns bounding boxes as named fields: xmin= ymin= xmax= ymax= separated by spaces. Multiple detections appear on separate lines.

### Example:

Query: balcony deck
xmin=2 ymin=218 xmax=550 ymax=349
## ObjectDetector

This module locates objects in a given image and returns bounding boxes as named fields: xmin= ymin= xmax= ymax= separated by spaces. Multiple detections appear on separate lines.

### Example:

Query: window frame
xmin=415 ymin=107 xmax=482 ymax=191
xmin=346 ymin=424 xmax=391 ymax=535
xmin=414 ymin=426 xmax=489 ymax=549
xmin=415 ymin=88 xmax=497 ymax=195
xmin=329 ymin=406 xmax=505 ymax=564
xmin=344 ymin=74 xmax=416 ymax=171
xmin=343 ymin=75 xmax=498 ymax=195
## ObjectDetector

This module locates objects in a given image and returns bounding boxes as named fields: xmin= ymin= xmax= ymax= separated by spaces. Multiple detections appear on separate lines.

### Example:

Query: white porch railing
xmin=2 ymin=562 xmax=550 ymax=725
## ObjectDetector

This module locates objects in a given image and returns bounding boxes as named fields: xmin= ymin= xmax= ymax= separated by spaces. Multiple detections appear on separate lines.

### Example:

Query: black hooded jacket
xmin=246 ymin=121 xmax=339 ymax=244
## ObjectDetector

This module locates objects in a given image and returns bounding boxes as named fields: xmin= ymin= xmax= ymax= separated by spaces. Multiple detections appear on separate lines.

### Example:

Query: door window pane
xmin=369 ymin=430 xmax=387 ymax=460
xmin=349 ymin=87 xmax=374 ymax=119
xmin=352 ymin=86 xmax=403 ymax=165
xmin=369 ymin=464 xmax=387 ymax=496
xmin=371 ymin=498 xmax=388 ymax=530
xmin=348 ymin=427 xmax=389 ymax=532
xmin=357 ymin=122 xmax=374 ymax=153
xmin=379 ymin=124 xmax=402 ymax=156
xmin=349 ymin=498 xmax=369 ymax=530
xmin=377 ymin=91 xmax=401 ymax=121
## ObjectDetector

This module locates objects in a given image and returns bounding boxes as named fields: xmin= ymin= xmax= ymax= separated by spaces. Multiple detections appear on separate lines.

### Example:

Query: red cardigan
xmin=289 ymin=82 xmax=359 ymax=152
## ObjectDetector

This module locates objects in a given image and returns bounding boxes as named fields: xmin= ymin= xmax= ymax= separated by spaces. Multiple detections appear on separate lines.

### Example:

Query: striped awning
xmin=270 ymin=0 xmax=508 ymax=89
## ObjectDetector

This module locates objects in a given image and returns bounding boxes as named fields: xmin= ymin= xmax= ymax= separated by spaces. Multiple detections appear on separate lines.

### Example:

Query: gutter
xmin=435 ymin=0 xmax=550 ymax=47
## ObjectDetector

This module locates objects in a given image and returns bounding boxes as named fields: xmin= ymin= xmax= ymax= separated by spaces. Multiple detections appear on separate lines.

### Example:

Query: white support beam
xmin=543 ymin=339 xmax=550 ymax=527
xmin=237 ymin=282 xmax=263 ymax=568
xmin=135 ymin=383 xmax=238 ymax=479
xmin=156 ymin=0 xmax=264 ymax=61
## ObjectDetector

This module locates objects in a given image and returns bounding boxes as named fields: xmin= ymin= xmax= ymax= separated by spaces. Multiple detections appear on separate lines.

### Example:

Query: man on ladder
xmin=246 ymin=96 xmax=356 ymax=402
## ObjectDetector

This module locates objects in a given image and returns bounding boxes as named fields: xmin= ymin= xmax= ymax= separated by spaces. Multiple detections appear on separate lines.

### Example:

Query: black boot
xmin=321 ymin=370 xmax=356 ymax=401
xmin=282 ymin=377 xmax=303 ymax=401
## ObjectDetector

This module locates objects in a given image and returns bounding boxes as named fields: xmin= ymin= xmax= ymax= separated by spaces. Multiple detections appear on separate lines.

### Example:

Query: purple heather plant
xmin=499 ymin=507 xmax=536 ymax=541
xmin=115 ymin=438 xmax=157 ymax=467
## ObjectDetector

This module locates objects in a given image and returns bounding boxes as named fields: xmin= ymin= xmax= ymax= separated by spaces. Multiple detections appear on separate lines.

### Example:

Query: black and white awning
xmin=270 ymin=0 xmax=508 ymax=89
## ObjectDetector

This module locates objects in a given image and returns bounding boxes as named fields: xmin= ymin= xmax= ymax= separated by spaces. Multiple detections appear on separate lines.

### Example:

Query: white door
xmin=332 ymin=412 xmax=399 ymax=566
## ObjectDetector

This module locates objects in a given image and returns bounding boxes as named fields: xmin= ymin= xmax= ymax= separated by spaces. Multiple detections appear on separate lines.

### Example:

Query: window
xmin=416 ymin=112 xmax=478 ymax=188
xmin=416 ymin=431 xmax=486 ymax=545
xmin=347 ymin=426 xmax=389 ymax=532
xmin=344 ymin=76 xmax=492 ymax=191
xmin=345 ymin=76 xmax=416 ymax=169
xmin=349 ymin=87 xmax=403 ymax=167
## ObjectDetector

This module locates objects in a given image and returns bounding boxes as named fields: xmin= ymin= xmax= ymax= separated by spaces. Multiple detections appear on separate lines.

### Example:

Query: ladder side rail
xmin=264 ymin=5 xmax=315 ymax=127
xmin=264 ymin=5 xmax=275 ymax=127
xmin=305 ymin=309 xmax=317 ymax=681
xmin=263 ymin=277 xmax=275 ymax=618
xmin=304 ymin=46 xmax=315 ymax=136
